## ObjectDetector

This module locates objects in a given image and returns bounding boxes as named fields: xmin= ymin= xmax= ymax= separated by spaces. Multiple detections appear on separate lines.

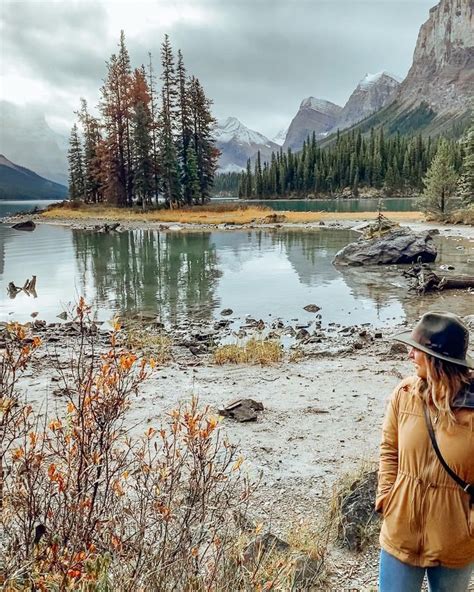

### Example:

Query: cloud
xmin=1 ymin=0 xmax=434 ymax=137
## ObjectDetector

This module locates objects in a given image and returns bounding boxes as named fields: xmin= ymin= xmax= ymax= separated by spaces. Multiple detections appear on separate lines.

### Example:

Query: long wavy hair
xmin=416 ymin=353 xmax=471 ymax=423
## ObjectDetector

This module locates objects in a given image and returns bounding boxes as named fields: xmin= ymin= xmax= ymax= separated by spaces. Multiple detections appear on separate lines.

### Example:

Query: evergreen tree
xmin=68 ymin=123 xmax=85 ymax=201
xmin=458 ymin=117 xmax=474 ymax=206
xmin=100 ymin=31 xmax=134 ymax=206
xmin=188 ymin=76 xmax=219 ymax=203
xmin=159 ymin=35 xmax=182 ymax=206
xmin=147 ymin=52 xmax=160 ymax=204
xmin=420 ymin=140 xmax=459 ymax=216
xmin=184 ymin=144 xmax=201 ymax=204
xmin=133 ymin=102 xmax=153 ymax=208
xmin=176 ymin=50 xmax=193 ymax=205
xmin=77 ymin=99 xmax=103 ymax=203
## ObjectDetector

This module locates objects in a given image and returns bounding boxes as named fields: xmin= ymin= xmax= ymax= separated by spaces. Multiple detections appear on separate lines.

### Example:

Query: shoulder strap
xmin=422 ymin=402 xmax=474 ymax=503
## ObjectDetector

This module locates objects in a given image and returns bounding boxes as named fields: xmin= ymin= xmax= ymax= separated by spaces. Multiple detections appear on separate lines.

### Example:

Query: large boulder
xmin=12 ymin=220 xmax=36 ymax=231
xmin=333 ymin=227 xmax=437 ymax=266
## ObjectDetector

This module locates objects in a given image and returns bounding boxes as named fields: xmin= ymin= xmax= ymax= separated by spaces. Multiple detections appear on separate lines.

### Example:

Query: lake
xmin=1 ymin=223 xmax=472 ymax=328
xmin=218 ymin=197 xmax=420 ymax=212
xmin=0 ymin=200 xmax=61 ymax=218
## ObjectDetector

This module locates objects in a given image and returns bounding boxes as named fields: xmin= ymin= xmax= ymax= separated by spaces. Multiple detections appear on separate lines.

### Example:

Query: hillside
xmin=0 ymin=154 xmax=68 ymax=200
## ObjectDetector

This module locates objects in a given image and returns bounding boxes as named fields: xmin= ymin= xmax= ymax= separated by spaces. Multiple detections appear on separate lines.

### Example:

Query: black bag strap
xmin=422 ymin=402 xmax=474 ymax=504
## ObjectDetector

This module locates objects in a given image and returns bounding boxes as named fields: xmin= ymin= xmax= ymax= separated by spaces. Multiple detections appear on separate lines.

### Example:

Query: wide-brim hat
xmin=393 ymin=311 xmax=474 ymax=369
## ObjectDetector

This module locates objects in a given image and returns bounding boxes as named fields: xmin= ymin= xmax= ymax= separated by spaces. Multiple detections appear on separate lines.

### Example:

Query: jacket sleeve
xmin=375 ymin=380 xmax=406 ymax=513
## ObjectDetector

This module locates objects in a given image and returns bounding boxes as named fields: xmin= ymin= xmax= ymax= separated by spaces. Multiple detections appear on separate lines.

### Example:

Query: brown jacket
xmin=376 ymin=376 xmax=474 ymax=568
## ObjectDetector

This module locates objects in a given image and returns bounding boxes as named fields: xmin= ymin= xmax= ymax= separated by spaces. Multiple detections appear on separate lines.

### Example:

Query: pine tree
xmin=420 ymin=140 xmax=459 ymax=216
xmin=77 ymin=99 xmax=103 ymax=203
xmin=159 ymin=35 xmax=182 ymax=206
xmin=184 ymin=144 xmax=201 ymax=204
xmin=188 ymin=76 xmax=219 ymax=203
xmin=176 ymin=50 xmax=193 ymax=205
xmin=147 ymin=52 xmax=160 ymax=204
xmin=68 ymin=123 xmax=85 ymax=201
xmin=458 ymin=117 xmax=474 ymax=206
xmin=130 ymin=67 xmax=153 ymax=208
xmin=100 ymin=31 xmax=134 ymax=206
xmin=133 ymin=102 xmax=153 ymax=209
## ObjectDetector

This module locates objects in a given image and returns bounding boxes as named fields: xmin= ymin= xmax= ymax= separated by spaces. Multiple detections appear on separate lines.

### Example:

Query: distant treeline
xmin=213 ymin=129 xmax=464 ymax=198
xmin=68 ymin=32 xmax=218 ymax=209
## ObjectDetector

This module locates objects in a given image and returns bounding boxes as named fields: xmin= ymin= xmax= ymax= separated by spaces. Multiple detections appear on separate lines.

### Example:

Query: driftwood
xmin=7 ymin=275 xmax=38 ymax=299
xmin=403 ymin=262 xmax=474 ymax=294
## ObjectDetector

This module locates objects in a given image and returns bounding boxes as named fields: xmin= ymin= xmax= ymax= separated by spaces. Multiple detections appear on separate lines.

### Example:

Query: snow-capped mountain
xmin=334 ymin=71 xmax=401 ymax=131
xmin=272 ymin=128 xmax=288 ymax=146
xmin=214 ymin=117 xmax=279 ymax=170
xmin=0 ymin=101 xmax=68 ymax=185
xmin=283 ymin=98 xmax=342 ymax=152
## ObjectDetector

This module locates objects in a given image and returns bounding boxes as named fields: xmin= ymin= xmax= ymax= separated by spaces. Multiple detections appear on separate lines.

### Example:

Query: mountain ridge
xmin=0 ymin=154 xmax=68 ymax=201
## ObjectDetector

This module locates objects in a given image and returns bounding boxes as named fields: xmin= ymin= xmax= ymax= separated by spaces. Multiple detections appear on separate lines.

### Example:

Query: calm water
xmin=221 ymin=197 xmax=420 ymax=212
xmin=0 ymin=200 xmax=60 ymax=218
xmin=1 ymin=224 xmax=473 ymax=327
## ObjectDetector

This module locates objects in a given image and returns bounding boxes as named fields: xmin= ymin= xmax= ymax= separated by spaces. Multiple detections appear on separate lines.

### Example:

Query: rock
xmin=292 ymin=553 xmax=325 ymax=589
xmin=333 ymin=228 xmax=437 ymax=266
xmin=12 ymin=220 xmax=36 ymax=231
xmin=221 ymin=308 xmax=233 ymax=316
xmin=337 ymin=469 xmax=379 ymax=551
xmin=242 ymin=532 xmax=290 ymax=564
xmin=30 ymin=312 xmax=39 ymax=318
xmin=296 ymin=328 xmax=310 ymax=340
xmin=303 ymin=304 xmax=321 ymax=313
xmin=219 ymin=398 xmax=264 ymax=422
xmin=389 ymin=342 xmax=408 ymax=356
xmin=57 ymin=312 xmax=68 ymax=321
xmin=463 ymin=315 xmax=474 ymax=329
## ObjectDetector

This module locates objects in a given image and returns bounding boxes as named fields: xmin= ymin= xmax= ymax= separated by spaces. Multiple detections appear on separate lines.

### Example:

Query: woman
xmin=377 ymin=311 xmax=474 ymax=592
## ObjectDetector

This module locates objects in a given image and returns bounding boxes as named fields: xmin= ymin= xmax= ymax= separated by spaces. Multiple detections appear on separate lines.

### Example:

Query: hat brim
xmin=393 ymin=330 xmax=474 ymax=370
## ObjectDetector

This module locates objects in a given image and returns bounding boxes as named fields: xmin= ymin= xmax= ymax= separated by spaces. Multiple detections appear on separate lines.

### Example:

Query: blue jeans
xmin=379 ymin=550 xmax=473 ymax=592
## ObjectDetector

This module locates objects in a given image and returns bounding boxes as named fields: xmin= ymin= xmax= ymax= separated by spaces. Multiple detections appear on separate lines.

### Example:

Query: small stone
xmin=57 ymin=312 xmax=68 ymax=321
xmin=303 ymin=304 xmax=321 ymax=313
xmin=221 ymin=308 xmax=233 ymax=316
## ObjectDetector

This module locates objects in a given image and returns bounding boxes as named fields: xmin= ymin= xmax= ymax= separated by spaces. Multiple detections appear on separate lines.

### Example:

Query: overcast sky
xmin=1 ymin=0 xmax=435 ymax=139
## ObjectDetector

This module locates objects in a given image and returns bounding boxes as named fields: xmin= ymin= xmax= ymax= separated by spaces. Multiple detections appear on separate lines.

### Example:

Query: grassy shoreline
xmin=39 ymin=203 xmax=425 ymax=225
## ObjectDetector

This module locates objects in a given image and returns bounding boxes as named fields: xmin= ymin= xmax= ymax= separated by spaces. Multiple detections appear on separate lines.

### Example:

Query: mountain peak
xmin=359 ymin=71 xmax=402 ymax=89
xmin=299 ymin=97 xmax=342 ymax=115
xmin=215 ymin=117 xmax=273 ymax=147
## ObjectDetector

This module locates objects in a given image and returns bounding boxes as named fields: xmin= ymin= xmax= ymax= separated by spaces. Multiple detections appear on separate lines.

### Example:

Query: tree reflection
xmin=73 ymin=230 xmax=220 ymax=324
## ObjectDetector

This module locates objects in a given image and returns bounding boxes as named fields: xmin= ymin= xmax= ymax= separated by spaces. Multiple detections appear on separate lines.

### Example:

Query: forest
xmin=213 ymin=128 xmax=467 ymax=199
xmin=68 ymin=33 xmax=219 ymax=209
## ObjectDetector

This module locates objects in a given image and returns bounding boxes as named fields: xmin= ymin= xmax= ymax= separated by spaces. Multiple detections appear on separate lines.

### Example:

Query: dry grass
xmin=213 ymin=338 xmax=283 ymax=365
xmin=125 ymin=324 xmax=172 ymax=365
xmin=41 ymin=202 xmax=272 ymax=225
xmin=40 ymin=202 xmax=425 ymax=225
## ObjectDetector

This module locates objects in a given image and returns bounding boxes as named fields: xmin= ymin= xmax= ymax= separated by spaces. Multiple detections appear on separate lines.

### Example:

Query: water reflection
xmin=1 ymin=223 xmax=472 ymax=327
xmin=73 ymin=230 xmax=220 ymax=324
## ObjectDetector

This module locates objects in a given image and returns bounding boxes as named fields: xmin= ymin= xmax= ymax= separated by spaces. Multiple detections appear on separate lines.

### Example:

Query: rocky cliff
xmin=335 ymin=72 xmax=401 ymax=131
xmin=397 ymin=0 xmax=473 ymax=113
xmin=283 ymin=98 xmax=342 ymax=152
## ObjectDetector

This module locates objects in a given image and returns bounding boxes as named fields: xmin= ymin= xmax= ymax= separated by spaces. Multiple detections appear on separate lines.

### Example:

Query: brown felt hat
xmin=393 ymin=311 xmax=473 ymax=369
